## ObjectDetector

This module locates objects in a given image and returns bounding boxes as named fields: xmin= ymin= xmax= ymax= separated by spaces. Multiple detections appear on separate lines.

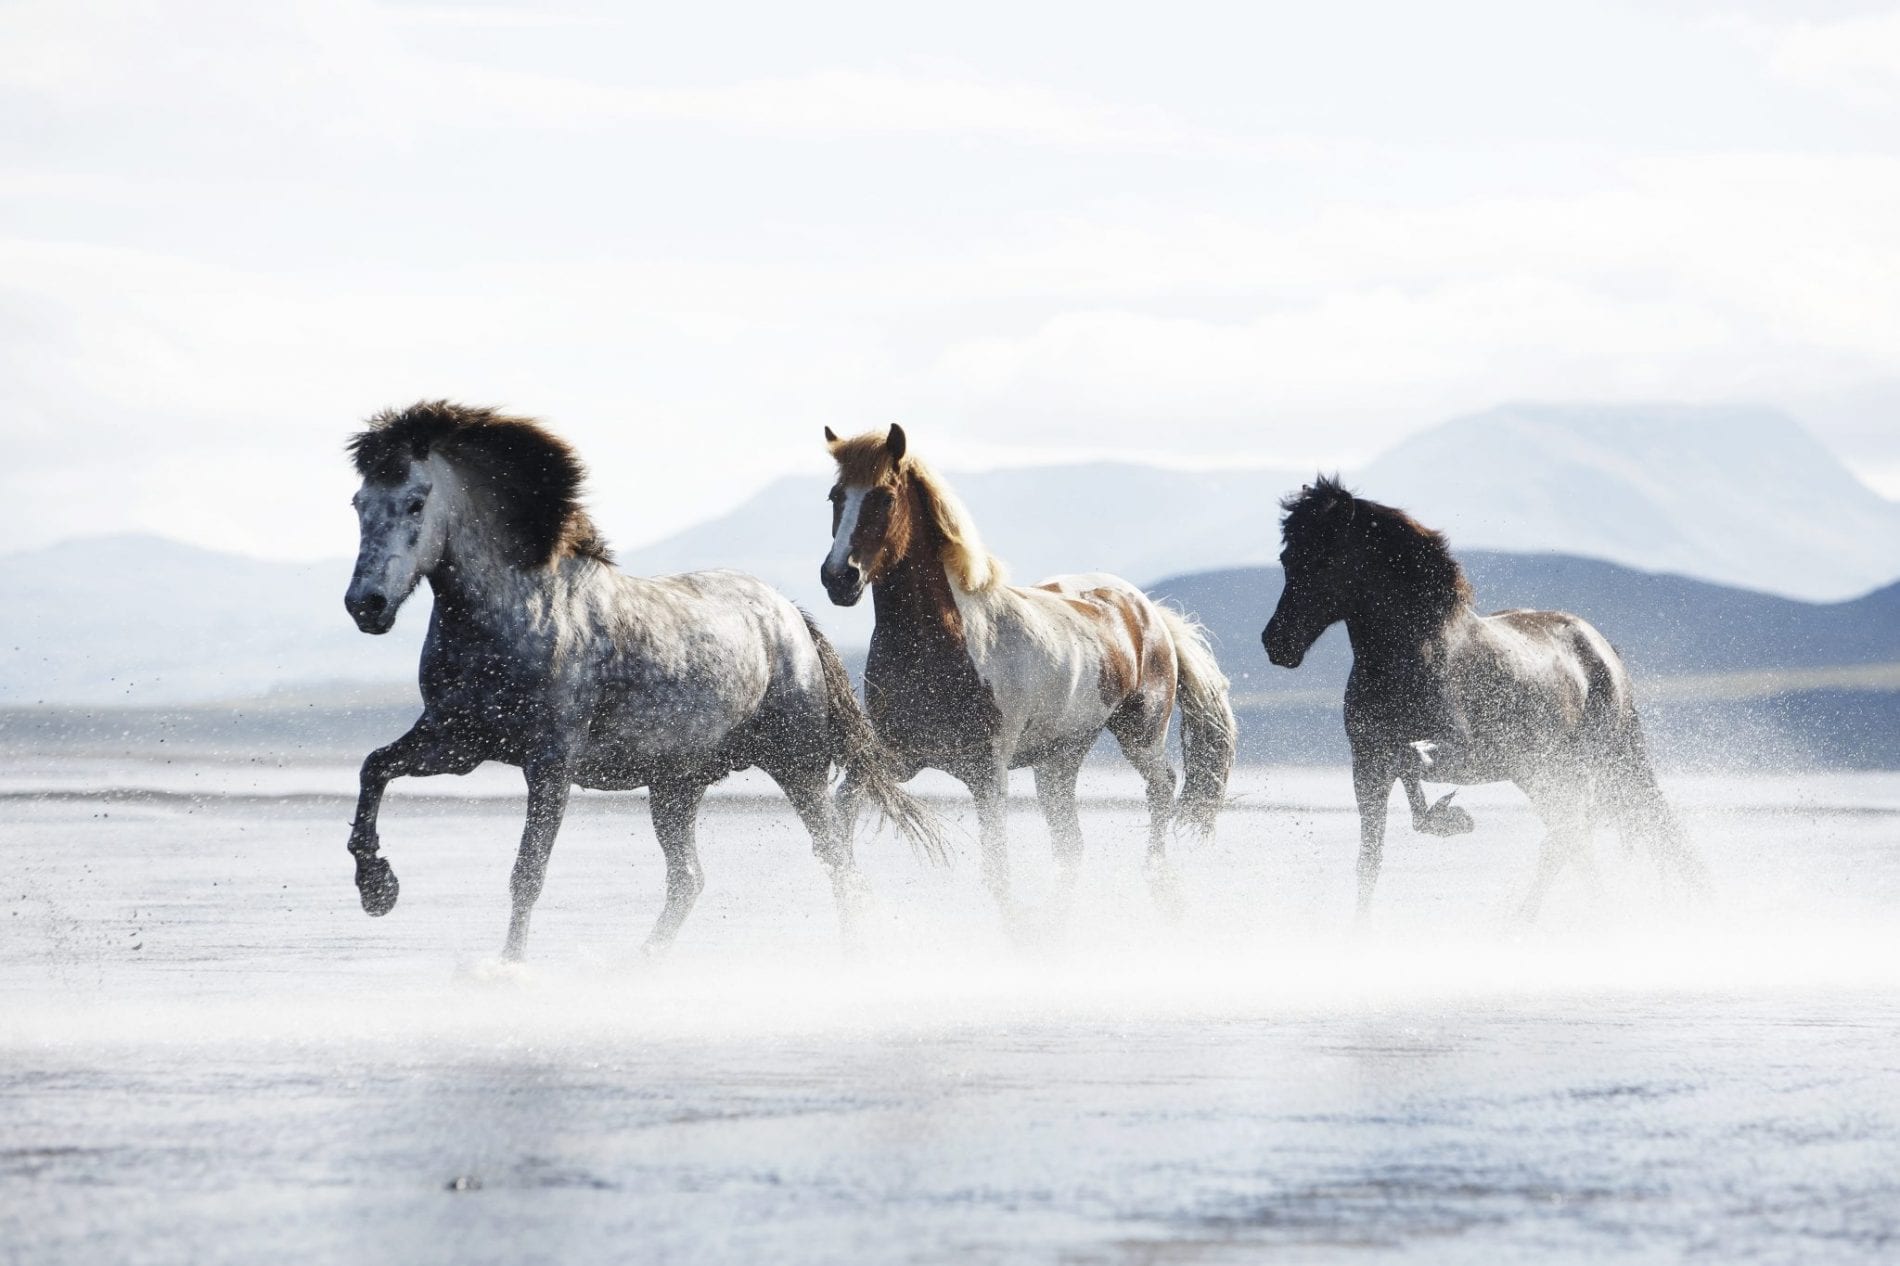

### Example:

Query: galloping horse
xmin=1263 ymin=477 xmax=1707 ymax=920
xmin=818 ymin=424 xmax=1237 ymax=919
xmin=342 ymin=401 xmax=942 ymax=961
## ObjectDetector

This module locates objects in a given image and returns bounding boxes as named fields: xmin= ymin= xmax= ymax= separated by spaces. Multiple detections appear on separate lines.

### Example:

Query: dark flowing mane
xmin=1280 ymin=475 xmax=1473 ymax=613
xmin=348 ymin=400 xmax=612 ymax=569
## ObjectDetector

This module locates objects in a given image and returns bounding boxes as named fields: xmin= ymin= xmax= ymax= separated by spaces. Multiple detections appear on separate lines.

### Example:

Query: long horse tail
xmin=800 ymin=612 xmax=951 ymax=867
xmin=1585 ymin=642 xmax=1711 ymax=898
xmin=1157 ymin=605 xmax=1238 ymax=838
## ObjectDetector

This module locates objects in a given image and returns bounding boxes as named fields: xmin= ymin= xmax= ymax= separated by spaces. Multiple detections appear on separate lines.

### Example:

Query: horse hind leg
xmin=501 ymin=759 xmax=574 ymax=961
xmin=1109 ymin=716 xmax=1182 ymax=919
xmin=641 ymin=777 xmax=708 ymax=958
xmin=768 ymin=760 xmax=871 ymax=953
xmin=1516 ymin=774 xmax=1593 ymax=924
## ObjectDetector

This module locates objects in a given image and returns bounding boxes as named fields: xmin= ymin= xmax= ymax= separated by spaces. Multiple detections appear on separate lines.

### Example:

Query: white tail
xmin=1156 ymin=605 xmax=1238 ymax=837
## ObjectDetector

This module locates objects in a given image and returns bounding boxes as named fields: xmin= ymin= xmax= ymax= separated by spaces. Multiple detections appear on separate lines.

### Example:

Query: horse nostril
xmin=361 ymin=593 xmax=387 ymax=615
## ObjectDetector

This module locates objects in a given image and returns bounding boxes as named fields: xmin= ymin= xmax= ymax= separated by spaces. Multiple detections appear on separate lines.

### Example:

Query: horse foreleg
xmin=1032 ymin=749 xmax=1088 ymax=902
xmin=1352 ymin=755 xmax=1397 ymax=923
xmin=348 ymin=721 xmax=478 ymax=917
xmin=1401 ymin=749 xmax=1475 ymax=837
xmin=501 ymin=761 xmax=573 ymax=961
xmin=641 ymin=778 xmax=708 ymax=958
xmin=961 ymin=764 xmax=1013 ymax=920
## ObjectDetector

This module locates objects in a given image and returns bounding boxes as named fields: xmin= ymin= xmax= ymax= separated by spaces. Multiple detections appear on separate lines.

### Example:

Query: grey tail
xmin=802 ymin=612 xmax=950 ymax=867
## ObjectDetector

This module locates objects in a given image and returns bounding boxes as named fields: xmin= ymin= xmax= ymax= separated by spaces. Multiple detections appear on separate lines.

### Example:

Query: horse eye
xmin=406 ymin=498 xmax=425 ymax=516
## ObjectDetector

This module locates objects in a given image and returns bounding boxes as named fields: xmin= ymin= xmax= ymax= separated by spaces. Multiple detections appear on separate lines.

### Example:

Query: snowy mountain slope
xmin=1354 ymin=404 xmax=1900 ymax=602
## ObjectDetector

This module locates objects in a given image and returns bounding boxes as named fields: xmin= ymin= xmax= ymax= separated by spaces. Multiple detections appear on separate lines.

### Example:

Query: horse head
xmin=1263 ymin=476 xmax=1360 ymax=668
xmin=820 ymin=423 xmax=915 ymax=606
xmin=345 ymin=449 xmax=453 ymax=635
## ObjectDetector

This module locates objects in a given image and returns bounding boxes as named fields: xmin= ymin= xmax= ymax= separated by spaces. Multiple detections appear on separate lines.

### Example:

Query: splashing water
xmin=5 ymin=761 xmax=1898 ymax=1263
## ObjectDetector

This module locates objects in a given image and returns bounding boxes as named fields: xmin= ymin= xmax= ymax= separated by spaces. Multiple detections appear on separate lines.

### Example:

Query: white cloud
xmin=4 ymin=0 xmax=1900 ymax=566
xmin=1753 ymin=9 xmax=1900 ymax=107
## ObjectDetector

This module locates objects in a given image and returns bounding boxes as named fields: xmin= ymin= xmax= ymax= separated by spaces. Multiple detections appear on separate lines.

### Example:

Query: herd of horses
xmin=342 ymin=400 xmax=1708 ymax=960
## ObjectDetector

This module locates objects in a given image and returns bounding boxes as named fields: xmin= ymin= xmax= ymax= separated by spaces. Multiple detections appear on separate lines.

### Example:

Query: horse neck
xmin=870 ymin=529 xmax=968 ymax=644
xmin=1343 ymin=587 xmax=1468 ymax=671
xmin=425 ymin=477 xmax=563 ymax=630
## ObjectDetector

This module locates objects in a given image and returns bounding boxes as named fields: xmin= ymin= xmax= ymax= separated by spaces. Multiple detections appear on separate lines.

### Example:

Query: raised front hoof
xmin=354 ymin=855 xmax=400 ymax=916
xmin=1415 ymin=793 xmax=1475 ymax=837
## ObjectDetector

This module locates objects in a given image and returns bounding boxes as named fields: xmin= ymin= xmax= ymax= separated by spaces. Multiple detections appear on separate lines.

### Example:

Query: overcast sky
xmin=5 ymin=0 xmax=1900 ymax=560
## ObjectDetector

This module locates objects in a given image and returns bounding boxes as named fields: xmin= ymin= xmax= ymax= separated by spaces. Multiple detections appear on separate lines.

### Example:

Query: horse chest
xmin=864 ymin=623 xmax=999 ymax=769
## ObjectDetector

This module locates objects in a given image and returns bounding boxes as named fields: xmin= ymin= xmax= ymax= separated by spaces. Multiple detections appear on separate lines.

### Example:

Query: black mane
xmin=1280 ymin=475 xmax=1473 ymax=611
xmin=347 ymin=400 xmax=612 ymax=569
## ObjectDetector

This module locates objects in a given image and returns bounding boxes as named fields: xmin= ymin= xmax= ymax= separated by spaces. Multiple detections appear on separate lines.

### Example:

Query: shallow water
xmin=4 ymin=761 xmax=1899 ymax=1263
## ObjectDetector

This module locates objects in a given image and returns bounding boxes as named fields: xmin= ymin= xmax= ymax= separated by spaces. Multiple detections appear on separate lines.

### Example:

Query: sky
xmin=5 ymin=0 xmax=1900 ymax=560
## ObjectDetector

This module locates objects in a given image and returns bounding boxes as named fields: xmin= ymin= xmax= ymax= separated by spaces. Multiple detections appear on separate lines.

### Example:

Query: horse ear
xmin=823 ymin=426 xmax=839 ymax=444
xmin=887 ymin=423 xmax=907 ymax=462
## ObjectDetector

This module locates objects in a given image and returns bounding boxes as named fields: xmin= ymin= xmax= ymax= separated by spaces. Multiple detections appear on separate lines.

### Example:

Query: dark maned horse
xmin=1262 ymin=477 xmax=1707 ymax=919
xmin=819 ymin=424 xmax=1237 ymax=919
xmin=342 ymin=401 xmax=942 ymax=961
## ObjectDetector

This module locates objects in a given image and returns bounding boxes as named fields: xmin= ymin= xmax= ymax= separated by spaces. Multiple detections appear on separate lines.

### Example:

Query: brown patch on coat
xmin=1043 ymin=584 xmax=1174 ymax=714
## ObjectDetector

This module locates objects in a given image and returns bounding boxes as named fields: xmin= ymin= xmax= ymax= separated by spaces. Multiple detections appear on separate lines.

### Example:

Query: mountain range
xmin=626 ymin=403 xmax=1900 ymax=619
xmin=1 ymin=403 xmax=1896 ymax=727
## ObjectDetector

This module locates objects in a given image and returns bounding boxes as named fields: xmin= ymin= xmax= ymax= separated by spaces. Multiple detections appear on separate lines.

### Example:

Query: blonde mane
xmin=909 ymin=458 xmax=1007 ymax=593
xmin=828 ymin=428 xmax=1006 ymax=594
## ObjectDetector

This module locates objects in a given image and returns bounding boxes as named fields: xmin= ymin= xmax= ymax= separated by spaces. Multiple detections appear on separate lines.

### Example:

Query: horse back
xmin=1476 ymin=607 xmax=1635 ymax=739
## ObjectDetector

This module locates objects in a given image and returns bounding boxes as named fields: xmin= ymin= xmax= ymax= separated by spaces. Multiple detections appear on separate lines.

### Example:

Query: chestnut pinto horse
xmin=1262 ymin=477 xmax=1708 ymax=920
xmin=341 ymin=401 xmax=942 ymax=961
xmin=819 ymin=424 xmax=1237 ymax=919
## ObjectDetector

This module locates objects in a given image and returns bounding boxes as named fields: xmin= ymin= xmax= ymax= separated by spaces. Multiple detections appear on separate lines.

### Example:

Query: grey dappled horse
xmin=342 ymin=401 xmax=942 ymax=960
xmin=1263 ymin=477 xmax=1709 ymax=921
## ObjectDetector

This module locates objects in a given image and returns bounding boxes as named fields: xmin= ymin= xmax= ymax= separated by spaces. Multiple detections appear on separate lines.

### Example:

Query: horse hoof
xmin=355 ymin=856 xmax=400 ymax=916
xmin=1418 ymin=793 xmax=1475 ymax=837
xmin=1144 ymin=859 xmax=1187 ymax=923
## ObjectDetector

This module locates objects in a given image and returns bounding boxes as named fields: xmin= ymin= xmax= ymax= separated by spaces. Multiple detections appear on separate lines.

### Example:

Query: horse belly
xmin=577 ymin=676 xmax=758 ymax=781
xmin=1000 ymin=662 xmax=1117 ymax=764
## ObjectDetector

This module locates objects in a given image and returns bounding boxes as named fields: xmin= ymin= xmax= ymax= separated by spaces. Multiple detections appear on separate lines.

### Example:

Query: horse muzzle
xmin=1263 ymin=622 xmax=1305 ymax=669
xmin=345 ymin=589 xmax=396 ymax=635
xmin=820 ymin=562 xmax=864 ymax=607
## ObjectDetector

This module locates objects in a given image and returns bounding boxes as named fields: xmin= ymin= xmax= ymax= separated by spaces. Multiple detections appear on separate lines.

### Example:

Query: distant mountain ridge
xmin=624 ymin=403 xmax=1899 ymax=607
xmin=3 ymin=402 xmax=1897 ymax=711
xmin=1356 ymin=403 xmax=1900 ymax=604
